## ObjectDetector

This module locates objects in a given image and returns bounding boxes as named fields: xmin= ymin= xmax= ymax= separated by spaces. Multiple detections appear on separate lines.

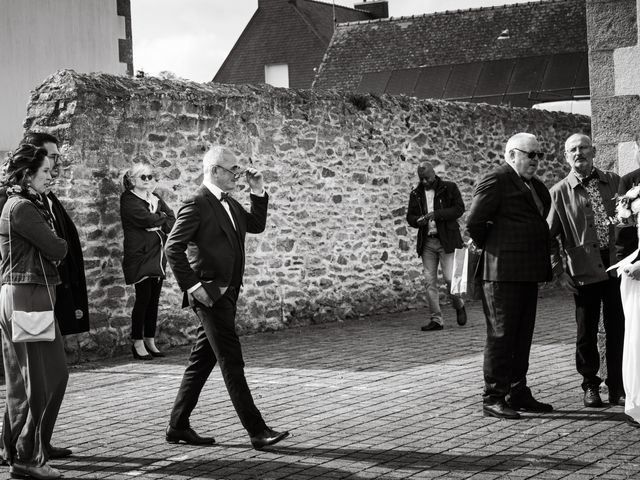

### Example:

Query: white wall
xmin=0 ymin=0 xmax=128 ymax=150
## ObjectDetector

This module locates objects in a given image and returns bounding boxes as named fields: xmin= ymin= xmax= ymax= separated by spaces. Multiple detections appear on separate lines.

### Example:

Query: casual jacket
xmin=120 ymin=190 xmax=176 ymax=285
xmin=547 ymin=168 xmax=620 ymax=286
xmin=467 ymin=163 xmax=552 ymax=282
xmin=406 ymin=176 xmax=464 ymax=255
xmin=0 ymin=196 xmax=67 ymax=285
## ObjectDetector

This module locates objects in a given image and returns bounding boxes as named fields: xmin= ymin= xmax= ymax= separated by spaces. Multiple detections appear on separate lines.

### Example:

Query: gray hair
xmin=505 ymin=133 xmax=537 ymax=159
xmin=203 ymin=146 xmax=226 ymax=175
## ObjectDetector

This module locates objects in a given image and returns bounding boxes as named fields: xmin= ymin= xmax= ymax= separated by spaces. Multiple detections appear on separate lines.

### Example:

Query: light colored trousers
xmin=421 ymin=237 xmax=464 ymax=325
xmin=0 ymin=284 xmax=68 ymax=467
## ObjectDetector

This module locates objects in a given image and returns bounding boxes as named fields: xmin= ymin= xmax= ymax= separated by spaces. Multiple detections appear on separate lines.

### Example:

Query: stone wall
xmin=24 ymin=70 xmax=590 ymax=360
xmin=586 ymin=0 xmax=639 ymax=174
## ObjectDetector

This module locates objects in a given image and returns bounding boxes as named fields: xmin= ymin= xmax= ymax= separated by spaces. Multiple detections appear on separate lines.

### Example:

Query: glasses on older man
xmin=216 ymin=165 xmax=246 ymax=179
xmin=511 ymin=148 xmax=544 ymax=160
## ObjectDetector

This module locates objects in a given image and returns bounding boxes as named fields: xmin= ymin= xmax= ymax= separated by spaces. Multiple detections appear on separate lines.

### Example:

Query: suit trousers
xmin=481 ymin=281 xmax=538 ymax=403
xmin=574 ymin=276 xmax=624 ymax=391
xmin=169 ymin=287 xmax=266 ymax=436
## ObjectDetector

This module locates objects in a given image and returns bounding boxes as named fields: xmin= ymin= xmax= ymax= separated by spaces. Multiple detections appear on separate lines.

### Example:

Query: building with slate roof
xmin=312 ymin=0 xmax=588 ymax=108
xmin=213 ymin=0 xmax=388 ymax=89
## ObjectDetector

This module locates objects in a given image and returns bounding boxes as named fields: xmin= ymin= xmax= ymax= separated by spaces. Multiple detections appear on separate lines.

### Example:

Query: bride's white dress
xmin=612 ymin=247 xmax=640 ymax=422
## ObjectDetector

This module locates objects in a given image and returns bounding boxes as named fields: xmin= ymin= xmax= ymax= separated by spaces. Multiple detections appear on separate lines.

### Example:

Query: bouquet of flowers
xmin=616 ymin=185 xmax=640 ymax=224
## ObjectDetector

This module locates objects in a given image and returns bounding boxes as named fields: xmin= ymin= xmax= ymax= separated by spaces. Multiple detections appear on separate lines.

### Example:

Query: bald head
xmin=564 ymin=133 xmax=595 ymax=177
xmin=417 ymin=161 xmax=437 ymax=189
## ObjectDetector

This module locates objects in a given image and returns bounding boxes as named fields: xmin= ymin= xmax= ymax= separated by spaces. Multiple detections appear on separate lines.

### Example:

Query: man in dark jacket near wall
xmin=406 ymin=162 xmax=467 ymax=331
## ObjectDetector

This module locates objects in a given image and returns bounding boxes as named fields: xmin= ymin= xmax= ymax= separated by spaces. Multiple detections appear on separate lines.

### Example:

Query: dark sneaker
xmin=455 ymin=306 xmax=467 ymax=326
xmin=420 ymin=320 xmax=443 ymax=331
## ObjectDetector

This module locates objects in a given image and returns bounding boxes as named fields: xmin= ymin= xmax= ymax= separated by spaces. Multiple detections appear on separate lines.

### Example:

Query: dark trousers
xmin=481 ymin=281 xmax=539 ymax=403
xmin=574 ymin=276 xmax=625 ymax=391
xmin=169 ymin=287 xmax=266 ymax=436
xmin=131 ymin=277 xmax=162 ymax=340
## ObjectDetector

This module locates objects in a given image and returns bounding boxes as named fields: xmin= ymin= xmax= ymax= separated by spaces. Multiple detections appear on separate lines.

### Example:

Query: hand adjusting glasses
xmin=511 ymin=148 xmax=544 ymax=160
xmin=216 ymin=165 xmax=247 ymax=179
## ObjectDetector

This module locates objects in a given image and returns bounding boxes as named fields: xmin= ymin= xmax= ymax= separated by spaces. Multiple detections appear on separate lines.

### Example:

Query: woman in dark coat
xmin=120 ymin=164 xmax=175 ymax=360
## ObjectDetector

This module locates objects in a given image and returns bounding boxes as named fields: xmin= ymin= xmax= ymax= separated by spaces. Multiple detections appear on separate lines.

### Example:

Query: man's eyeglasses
xmin=139 ymin=174 xmax=154 ymax=181
xmin=216 ymin=165 xmax=246 ymax=179
xmin=511 ymin=148 xmax=544 ymax=160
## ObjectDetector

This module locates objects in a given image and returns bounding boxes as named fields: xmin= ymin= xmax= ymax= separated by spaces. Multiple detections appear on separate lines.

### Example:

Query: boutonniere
xmin=615 ymin=185 xmax=640 ymax=223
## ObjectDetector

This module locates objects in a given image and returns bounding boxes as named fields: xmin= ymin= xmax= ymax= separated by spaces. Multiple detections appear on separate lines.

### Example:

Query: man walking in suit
xmin=165 ymin=146 xmax=289 ymax=449
xmin=467 ymin=132 xmax=554 ymax=419
xmin=547 ymin=134 xmax=625 ymax=407
xmin=406 ymin=161 xmax=467 ymax=331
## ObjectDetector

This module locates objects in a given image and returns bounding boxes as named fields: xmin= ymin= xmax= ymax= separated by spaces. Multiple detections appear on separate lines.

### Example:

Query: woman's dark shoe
xmin=144 ymin=342 xmax=165 ymax=358
xmin=131 ymin=345 xmax=153 ymax=360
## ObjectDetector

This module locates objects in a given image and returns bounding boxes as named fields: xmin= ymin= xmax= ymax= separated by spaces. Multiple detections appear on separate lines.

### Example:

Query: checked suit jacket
xmin=467 ymin=163 xmax=552 ymax=283
xmin=165 ymin=185 xmax=268 ymax=307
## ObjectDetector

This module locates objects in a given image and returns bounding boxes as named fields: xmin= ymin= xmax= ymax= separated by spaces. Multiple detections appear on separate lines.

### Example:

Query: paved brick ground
xmin=1 ymin=290 xmax=639 ymax=479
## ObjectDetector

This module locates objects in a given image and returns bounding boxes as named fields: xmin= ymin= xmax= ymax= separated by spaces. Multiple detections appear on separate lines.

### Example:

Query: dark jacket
xmin=0 ymin=196 xmax=67 ymax=285
xmin=547 ymin=168 xmax=620 ymax=286
xmin=0 ymin=188 xmax=91 ymax=335
xmin=120 ymin=190 xmax=176 ymax=285
xmin=467 ymin=163 xmax=552 ymax=282
xmin=165 ymin=185 xmax=268 ymax=308
xmin=616 ymin=167 xmax=640 ymax=261
xmin=406 ymin=176 xmax=464 ymax=255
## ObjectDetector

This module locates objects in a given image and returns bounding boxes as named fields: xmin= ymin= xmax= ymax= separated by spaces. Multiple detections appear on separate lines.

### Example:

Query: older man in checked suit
xmin=467 ymin=132 xmax=554 ymax=419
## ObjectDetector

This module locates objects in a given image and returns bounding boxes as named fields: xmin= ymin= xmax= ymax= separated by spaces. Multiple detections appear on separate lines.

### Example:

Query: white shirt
xmin=424 ymin=189 xmax=437 ymax=234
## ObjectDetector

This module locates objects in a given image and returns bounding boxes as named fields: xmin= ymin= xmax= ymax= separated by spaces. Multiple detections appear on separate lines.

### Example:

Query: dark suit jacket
xmin=165 ymin=185 xmax=268 ymax=308
xmin=616 ymin=167 xmax=640 ymax=261
xmin=467 ymin=163 xmax=552 ymax=282
xmin=406 ymin=177 xmax=464 ymax=255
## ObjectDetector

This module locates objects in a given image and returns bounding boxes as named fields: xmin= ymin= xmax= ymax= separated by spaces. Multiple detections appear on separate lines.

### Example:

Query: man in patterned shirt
xmin=547 ymin=133 xmax=625 ymax=408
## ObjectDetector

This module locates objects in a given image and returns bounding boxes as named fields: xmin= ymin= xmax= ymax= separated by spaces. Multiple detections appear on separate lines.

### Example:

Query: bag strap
xmin=8 ymin=201 xmax=55 ymax=312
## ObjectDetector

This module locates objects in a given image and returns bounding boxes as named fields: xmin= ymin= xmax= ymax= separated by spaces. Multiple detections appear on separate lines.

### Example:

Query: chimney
xmin=354 ymin=0 xmax=389 ymax=19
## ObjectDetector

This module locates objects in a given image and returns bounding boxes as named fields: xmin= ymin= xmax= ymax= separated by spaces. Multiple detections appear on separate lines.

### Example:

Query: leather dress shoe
xmin=166 ymin=425 xmax=215 ymax=445
xmin=420 ymin=320 xmax=443 ymax=331
xmin=584 ymin=386 xmax=604 ymax=407
xmin=483 ymin=401 xmax=521 ymax=419
xmin=508 ymin=395 xmax=553 ymax=412
xmin=250 ymin=428 xmax=290 ymax=450
xmin=47 ymin=445 xmax=72 ymax=459
xmin=10 ymin=462 xmax=61 ymax=479
xmin=626 ymin=415 xmax=640 ymax=428
xmin=608 ymin=389 xmax=626 ymax=406
xmin=455 ymin=306 xmax=467 ymax=326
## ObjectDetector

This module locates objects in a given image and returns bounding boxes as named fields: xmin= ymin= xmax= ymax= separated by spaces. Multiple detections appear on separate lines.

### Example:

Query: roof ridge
xmin=303 ymin=0 xmax=372 ymax=15
xmin=335 ymin=0 xmax=578 ymax=27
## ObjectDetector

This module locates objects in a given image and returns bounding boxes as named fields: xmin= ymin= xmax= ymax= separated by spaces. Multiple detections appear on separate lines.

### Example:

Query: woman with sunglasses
xmin=120 ymin=164 xmax=175 ymax=360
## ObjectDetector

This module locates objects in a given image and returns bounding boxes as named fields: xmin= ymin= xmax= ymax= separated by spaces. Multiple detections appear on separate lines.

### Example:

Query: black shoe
xmin=250 ymin=428 xmax=290 ymax=450
xmin=144 ymin=342 xmax=166 ymax=358
xmin=455 ymin=306 xmax=467 ymax=326
xmin=420 ymin=320 xmax=443 ymax=331
xmin=48 ymin=445 xmax=73 ymax=459
xmin=508 ymin=395 xmax=553 ymax=412
xmin=584 ymin=386 xmax=604 ymax=407
xmin=608 ymin=388 xmax=626 ymax=406
xmin=483 ymin=401 xmax=521 ymax=419
xmin=132 ymin=345 xmax=153 ymax=361
xmin=166 ymin=425 xmax=216 ymax=445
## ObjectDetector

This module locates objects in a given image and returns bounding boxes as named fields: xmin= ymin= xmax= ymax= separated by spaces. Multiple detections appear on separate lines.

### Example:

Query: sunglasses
xmin=512 ymin=148 xmax=544 ymax=160
xmin=139 ymin=174 xmax=154 ymax=181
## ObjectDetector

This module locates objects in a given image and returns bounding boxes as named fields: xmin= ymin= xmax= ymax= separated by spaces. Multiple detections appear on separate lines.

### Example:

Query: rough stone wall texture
xmin=586 ymin=0 xmax=639 ymax=174
xmin=24 ymin=70 xmax=589 ymax=360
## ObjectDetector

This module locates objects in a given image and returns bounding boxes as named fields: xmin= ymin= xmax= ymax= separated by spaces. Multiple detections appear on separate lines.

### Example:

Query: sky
xmin=131 ymin=0 xmax=541 ymax=83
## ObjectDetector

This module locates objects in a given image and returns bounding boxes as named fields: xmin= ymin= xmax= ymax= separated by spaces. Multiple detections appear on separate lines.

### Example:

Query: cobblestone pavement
xmin=1 ymin=290 xmax=638 ymax=480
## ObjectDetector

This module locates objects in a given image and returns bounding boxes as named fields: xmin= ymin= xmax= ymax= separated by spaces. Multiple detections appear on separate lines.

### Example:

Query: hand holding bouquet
xmin=616 ymin=184 xmax=640 ymax=224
